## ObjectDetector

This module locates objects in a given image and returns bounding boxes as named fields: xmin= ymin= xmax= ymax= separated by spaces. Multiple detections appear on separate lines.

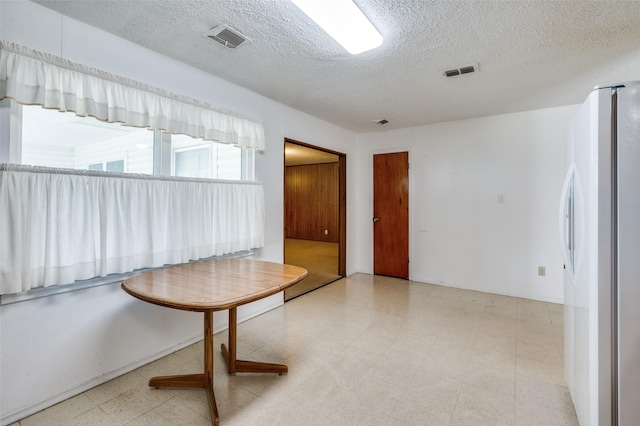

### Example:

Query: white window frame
xmin=0 ymin=99 xmax=22 ymax=164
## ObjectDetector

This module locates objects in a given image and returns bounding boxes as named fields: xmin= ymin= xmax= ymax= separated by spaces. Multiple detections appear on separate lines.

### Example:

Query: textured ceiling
xmin=33 ymin=0 xmax=640 ymax=133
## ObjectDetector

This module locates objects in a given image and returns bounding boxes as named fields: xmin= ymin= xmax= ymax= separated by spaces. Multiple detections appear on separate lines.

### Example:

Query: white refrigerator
xmin=561 ymin=82 xmax=640 ymax=426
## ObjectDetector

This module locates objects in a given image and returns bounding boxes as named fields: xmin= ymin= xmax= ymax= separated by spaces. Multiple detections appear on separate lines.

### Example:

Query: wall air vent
xmin=202 ymin=24 xmax=251 ymax=49
xmin=443 ymin=63 xmax=479 ymax=78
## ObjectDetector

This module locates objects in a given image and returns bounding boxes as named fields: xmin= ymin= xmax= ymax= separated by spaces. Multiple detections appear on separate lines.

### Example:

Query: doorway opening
xmin=283 ymin=139 xmax=346 ymax=300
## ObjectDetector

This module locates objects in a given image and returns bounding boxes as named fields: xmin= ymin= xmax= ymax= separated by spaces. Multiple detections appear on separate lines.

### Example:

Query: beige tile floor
xmin=13 ymin=274 xmax=578 ymax=426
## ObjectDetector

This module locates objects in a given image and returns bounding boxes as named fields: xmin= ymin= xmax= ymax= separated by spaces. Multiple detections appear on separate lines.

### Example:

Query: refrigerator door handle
xmin=559 ymin=164 xmax=577 ymax=283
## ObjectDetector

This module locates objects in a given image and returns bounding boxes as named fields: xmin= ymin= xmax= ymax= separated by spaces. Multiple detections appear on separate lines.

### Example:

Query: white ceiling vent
xmin=443 ymin=63 xmax=479 ymax=78
xmin=202 ymin=25 xmax=251 ymax=49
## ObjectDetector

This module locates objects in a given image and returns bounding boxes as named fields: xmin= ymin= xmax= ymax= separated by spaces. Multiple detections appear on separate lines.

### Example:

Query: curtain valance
xmin=0 ymin=164 xmax=265 ymax=294
xmin=0 ymin=40 xmax=265 ymax=150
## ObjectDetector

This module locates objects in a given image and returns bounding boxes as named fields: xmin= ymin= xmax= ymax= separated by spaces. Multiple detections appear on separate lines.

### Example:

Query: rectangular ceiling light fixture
xmin=291 ymin=0 xmax=383 ymax=54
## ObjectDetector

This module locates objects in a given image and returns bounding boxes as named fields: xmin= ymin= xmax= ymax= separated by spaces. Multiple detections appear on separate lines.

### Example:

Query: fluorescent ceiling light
xmin=291 ymin=0 xmax=383 ymax=54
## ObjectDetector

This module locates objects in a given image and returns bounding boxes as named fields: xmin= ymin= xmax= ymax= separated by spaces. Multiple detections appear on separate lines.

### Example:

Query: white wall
xmin=355 ymin=105 xmax=578 ymax=303
xmin=0 ymin=1 xmax=358 ymax=424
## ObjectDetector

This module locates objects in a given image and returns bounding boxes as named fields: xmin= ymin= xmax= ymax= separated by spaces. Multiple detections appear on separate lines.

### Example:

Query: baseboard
xmin=410 ymin=275 xmax=563 ymax=305
xmin=0 ymin=332 xmax=201 ymax=425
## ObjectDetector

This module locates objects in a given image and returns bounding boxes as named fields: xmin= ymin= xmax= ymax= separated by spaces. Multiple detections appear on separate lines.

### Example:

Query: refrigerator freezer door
xmin=565 ymin=87 xmax=613 ymax=426
xmin=565 ymin=91 xmax=596 ymax=426
xmin=615 ymin=83 xmax=640 ymax=425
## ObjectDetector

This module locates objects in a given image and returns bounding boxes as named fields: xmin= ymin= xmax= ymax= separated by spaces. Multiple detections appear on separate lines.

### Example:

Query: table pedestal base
xmin=220 ymin=307 xmax=288 ymax=375
xmin=148 ymin=312 xmax=219 ymax=426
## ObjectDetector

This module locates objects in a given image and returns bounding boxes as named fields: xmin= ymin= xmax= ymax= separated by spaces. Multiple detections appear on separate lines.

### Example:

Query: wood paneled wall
xmin=285 ymin=163 xmax=339 ymax=242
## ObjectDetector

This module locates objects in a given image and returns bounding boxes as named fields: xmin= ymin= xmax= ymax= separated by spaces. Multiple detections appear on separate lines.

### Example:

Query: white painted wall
xmin=355 ymin=106 xmax=579 ymax=303
xmin=0 ymin=1 xmax=358 ymax=424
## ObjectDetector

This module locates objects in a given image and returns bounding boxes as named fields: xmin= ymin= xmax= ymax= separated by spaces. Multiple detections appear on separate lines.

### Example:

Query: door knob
xmin=372 ymin=217 xmax=380 ymax=223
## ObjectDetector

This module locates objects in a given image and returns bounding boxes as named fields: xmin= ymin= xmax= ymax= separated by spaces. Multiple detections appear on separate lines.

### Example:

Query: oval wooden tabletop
xmin=122 ymin=258 xmax=308 ymax=312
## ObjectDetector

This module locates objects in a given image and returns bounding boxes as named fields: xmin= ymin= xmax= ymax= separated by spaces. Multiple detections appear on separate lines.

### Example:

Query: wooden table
xmin=121 ymin=258 xmax=308 ymax=425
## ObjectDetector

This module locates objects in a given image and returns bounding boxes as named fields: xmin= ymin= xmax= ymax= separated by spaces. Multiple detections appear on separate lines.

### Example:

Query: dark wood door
xmin=373 ymin=152 xmax=409 ymax=278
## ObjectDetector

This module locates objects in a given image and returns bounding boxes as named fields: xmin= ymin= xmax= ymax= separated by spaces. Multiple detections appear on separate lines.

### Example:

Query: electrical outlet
xmin=498 ymin=194 xmax=506 ymax=203
xmin=324 ymin=229 xmax=328 ymax=235
xmin=538 ymin=266 xmax=546 ymax=276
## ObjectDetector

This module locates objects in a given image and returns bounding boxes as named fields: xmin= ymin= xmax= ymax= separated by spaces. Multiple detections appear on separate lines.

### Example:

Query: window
xmin=1 ymin=102 xmax=254 ymax=180
xmin=1 ymin=42 xmax=265 ymax=296
xmin=0 ymin=101 xmax=263 ymax=296
xmin=88 ymin=160 xmax=125 ymax=173
xmin=174 ymin=144 xmax=213 ymax=178
xmin=21 ymin=105 xmax=154 ymax=174
xmin=171 ymin=135 xmax=244 ymax=180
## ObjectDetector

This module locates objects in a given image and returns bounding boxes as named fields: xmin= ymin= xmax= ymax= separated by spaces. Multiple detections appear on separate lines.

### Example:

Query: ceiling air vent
xmin=202 ymin=24 xmax=251 ymax=49
xmin=443 ymin=63 xmax=479 ymax=78
xmin=374 ymin=119 xmax=389 ymax=125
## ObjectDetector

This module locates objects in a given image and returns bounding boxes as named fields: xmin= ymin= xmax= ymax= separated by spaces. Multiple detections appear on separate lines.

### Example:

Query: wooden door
xmin=373 ymin=152 xmax=409 ymax=278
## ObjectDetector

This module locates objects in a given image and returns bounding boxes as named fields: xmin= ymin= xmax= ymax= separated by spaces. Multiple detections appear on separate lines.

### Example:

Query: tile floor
xmin=12 ymin=274 xmax=578 ymax=425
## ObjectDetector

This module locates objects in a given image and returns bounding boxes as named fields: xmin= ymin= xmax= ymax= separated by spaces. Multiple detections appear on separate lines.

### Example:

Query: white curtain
xmin=0 ymin=40 xmax=265 ymax=150
xmin=0 ymin=165 xmax=265 ymax=294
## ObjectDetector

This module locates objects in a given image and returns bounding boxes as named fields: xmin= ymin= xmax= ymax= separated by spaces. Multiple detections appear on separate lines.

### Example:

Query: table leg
xmin=148 ymin=311 xmax=219 ymax=426
xmin=220 ymin=307 xmax=288 ymax=375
